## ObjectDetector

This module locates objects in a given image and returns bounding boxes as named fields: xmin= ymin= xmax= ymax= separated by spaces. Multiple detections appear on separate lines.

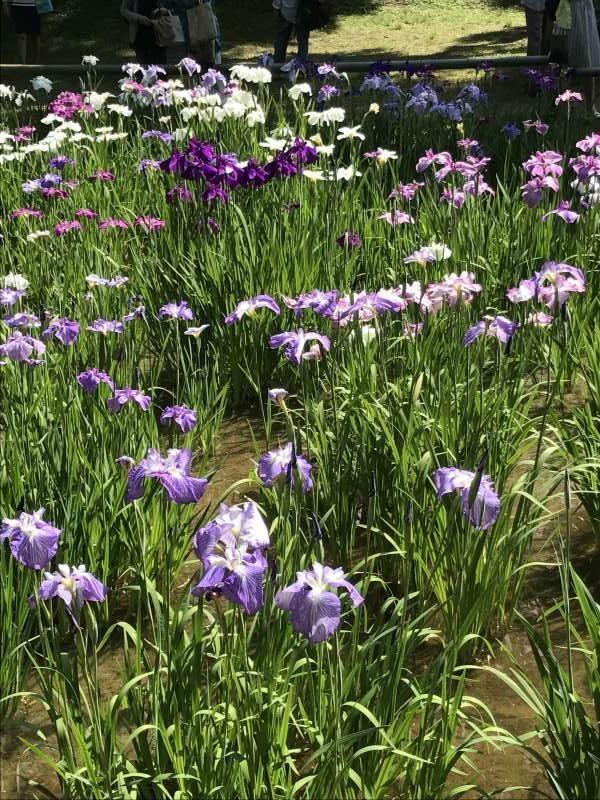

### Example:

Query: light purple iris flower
xmin=378 ymin=210 xmax=415 ymax=226
xmin=0 ymin=508 xmax=61 ymax=570
xmin=224 ymin=295 xmax=281 ymax=324
xmin=0 ymin=331 xmax=45 ymax=362
xmin=87 ymin=319 xmax=125 ymax=335
xmin=522 ymin=150 xmax=564 ymax=179
xmin=535 ymin=261 xmax=586 ymax=309
xmin=282 ymin=290 xmax=338 ymax=317
xmin=107 ymin=388 xmax=151 ymax=414
xmin=42 ymin=318 xmax=80 ymax=345
xmin=77 ymin=368 xmax=115 ymax=392
xmin=506 ymin=279 xmax=537 ymax=304
xmin=541 ymin=201 xmax=580 ymax=224
xmin=0 ymin=289 xmax=25 ymax=307
xmin=269 ymin=329 xmax=331 ymax=365
xmin=258 ymin=442 xmax=313 ymax=492
xmin=191 ymin=544 xmax=267 ymax=615
xmin=275 ymin=562 xmax=364 ymax=643
xmin=30 ymin=564 xmax=108 ymax=616
xmin=463 ymin=315 xmax=518 ymax=346
xmin=122 ymin=305 xmax=146 ymax=323
xmin=124 ymin=448 xmax=208 ymax=504
xmin=160 ymin=404 xmax=197 ymax=432
xmin=340 ymin=290 xmax=407 ymax=322
xmin=426 ymin=272 xmax=483 ymax=309
xmin=433 ymin=467 xmax=501 ymax=530
xmin=194 ymin=500 xmax=270 ymax=565
xmin=4 ymin=312 xmax=41 ymax=329
xmin=521 ymin=176 xmax=560 ymax=208
xmin=159 ymin=301 xmax=194 ymax=321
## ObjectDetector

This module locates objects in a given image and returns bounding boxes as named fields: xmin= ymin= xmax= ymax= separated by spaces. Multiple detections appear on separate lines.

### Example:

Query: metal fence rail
xmin=1 ymin=54 xmax=598 ymax=76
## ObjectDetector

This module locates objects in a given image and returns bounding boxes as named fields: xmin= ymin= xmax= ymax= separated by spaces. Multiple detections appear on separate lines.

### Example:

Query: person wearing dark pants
xmin=521 ymin=0 xmax=553 ymax=55
xmin=2 ymin=0 xmax=41 ymax=65
xmin=272 ymin=0 xmax=309 ymax=63
xmin=121 ymin=0 xmax=167 ymax=64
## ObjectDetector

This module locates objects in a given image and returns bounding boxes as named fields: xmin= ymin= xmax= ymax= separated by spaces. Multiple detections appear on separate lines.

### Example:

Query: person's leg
xmin=296 ymin=24 xmax=309 ymax=61
xmin=273 ymin=11 xmax=292 ymax=62
xmin=541 ymin=11 xmax=553 ymax=55
xmin=28 ymin=35 xmax=40 ymax=63
xmin=524 ymin=8 xmax=543 ymax=56
xmin=16 ymin=33 xmax=27 ymax=64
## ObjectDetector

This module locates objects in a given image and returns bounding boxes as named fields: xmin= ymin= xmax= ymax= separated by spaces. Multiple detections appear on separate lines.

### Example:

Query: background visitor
xmin=121 ymin=0 xmax=168 ymax=65
xmin=272 ymin=0 xmax=309 ymax=63
xmin=1 ymin=0 xmax=42 ymax=65
xmin=521 ymin=0 xmax=552 ymax=55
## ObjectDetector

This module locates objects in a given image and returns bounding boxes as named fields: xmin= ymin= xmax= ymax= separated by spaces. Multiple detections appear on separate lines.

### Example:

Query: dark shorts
xmin=11 ymin=5 xmax=41 ymax=35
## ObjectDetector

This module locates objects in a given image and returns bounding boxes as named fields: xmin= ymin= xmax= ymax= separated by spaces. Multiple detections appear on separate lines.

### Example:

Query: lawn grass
xmin=0 ymin=0 xmax=526 ymax=65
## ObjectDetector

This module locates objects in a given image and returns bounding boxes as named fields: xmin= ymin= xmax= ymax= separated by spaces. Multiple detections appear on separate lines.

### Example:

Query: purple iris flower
xmin=99 ymin=218 xmax=130 ymax=230
xmin=258 ymin=442 xmax=313 ymax=492
xmin=87 ymin=319 xmax=125 ymax=335
xmin=10 ymin=207 xmax=44 ymax=219
xmin=54 ymin=220 xmax=82 ymax=237
xmin=4 ymin=312 xmax=41 ymax=329
xmin=269 ymin=329 xmax=331 ymax=365
xmin=42 ymin=318 xmax=80 ymax=346
xmin=166 ymin=185 xmax=194 ymax=204
xmin=88 ymin=170 xmax=115 ymax=182
xmin=30 ymin=564 xmax=108 ymax=616
xmin=0 ymin=289 xmax=25 ymax=307
xmin=191 ymin=544 xmax=267 ymax=614
xmin=340 ymin=290 xmax=407 ymax=322
xmin=77 ymin=368 xmax=115 ymax=392
xmin=107 ymin=388 xmax=151 ymax=414
xmin=201 ymin=185 xmax=229 ymax=204
xmin=122 ymin=305 xmax=146 ymax=323
xmin=194 ymin=501 xmax=270 ymax=565
xmin=224 ymin=295 xmax=281 ymax=324
xmin=336 ymin=231 xmax=362 ymax=249
xmin=176 ymin=56 xmax=202 ymax=76
xmin=502 ymin=122 xmax=520 ymax=140
xmin=282 ymin=290 xmax=338 ymax=317
xmin=135 ymin=216 xmax=165 ymax=232
xmin=159 ymin=301 xmax=194 ymax=321
xmin=124 ymin=448 xmax=208 ymax=504
xmin=160 ymin=404 xmax=197 ymax=432
xmin=463 ymin=315 xmax=518 ymax=346
xmin=75 ymin=208 xmax=99 ymax=219
xmin=142 ymin=129 xmax=175 ymax=143
xmin=541 ymin=201 xmax=580 ymax=224
xmin=0 ymin=331 xmax=45 ymax=362
xmin=275 ymin=562 xmax=364 ymax=643
xmin=433 ymin=467 xmax=501 ymax=530
xmin=0 ymin=508 xmax=61 ymax=570
xmin=49 ymin=155 xmax=76 ymax=170
xmin=506 ymin=279 xmax=537 ymax=304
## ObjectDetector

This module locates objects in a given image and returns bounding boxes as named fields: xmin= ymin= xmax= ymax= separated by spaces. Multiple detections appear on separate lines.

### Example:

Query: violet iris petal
xmin=433 ymin=467 xmax=501 ymax=530
xmin=125 ymin=448 xmax=208 ymax=505
xmin=224 ymin=295 xmax=281 ymax=324
xmin=0 ymin=508 xmax=61 ymax=570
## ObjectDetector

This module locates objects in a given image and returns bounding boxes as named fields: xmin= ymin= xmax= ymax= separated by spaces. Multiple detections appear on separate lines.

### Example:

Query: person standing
xmin=121 ymin=0 xmax=167 ymax=65
xmin=2 ymin=0 xmax=41 ymax=64
xmin=570 ymin=0 xmax=600 ymax=113
xmin=272 ymin=0 xmax=309 ymax=63
xmin=521 ymin=0 xmax=553 ymax=55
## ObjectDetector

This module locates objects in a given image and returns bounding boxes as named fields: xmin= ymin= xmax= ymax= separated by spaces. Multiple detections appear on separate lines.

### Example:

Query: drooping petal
xmin=289 ymin=588 xmax=342 ymax=643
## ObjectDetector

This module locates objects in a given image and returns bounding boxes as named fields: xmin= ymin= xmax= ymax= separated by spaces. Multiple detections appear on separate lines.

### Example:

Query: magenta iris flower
xmin=54 ymin=220 xmax=82 ymax=236
xmin=0 ymin=331 xmax=45 ymax=362
xmin=135 ymin=215 xmax=165 ymax=232
xmin=87 ymin=319 xmax=125 ymax=335
xmin=124 ymin=448 xmax=208 ymax=504
xmin=0 ymin=508 xmax=61 ymax=570
xmin=88 ymin=170 xmax=115 ymax=181
xmin=99 ymin=218 xmax=129 ymax=230
xmin=269 ymin=329 xmax=331 ymax=365
xmin=43 ymin=318 xmax=80 ymax=345
xmin=159 ymin=301 xmax=194 ymax=320
xmin=336 ymin=231 xmax=362 ymax=249
xmin=194 ymin=501 xmax=270 ymax=566
xmin=522 ymin=150 xmax=564 ymax=178
xmin=166 ymin=185 xmax=194 ymax=204
xmin=258 ymin=442 xmax=313 ymax=492
xmin=224 ymin=295 xmax=281 ymax=324
xmin=4 ymin=312 xmax=41 ymax=329
xmin=191 ymin=544 xmax=268 ymax=614
xmin=275 ymin=562 xmax=364 ymax=643
xmin=433 ymin=467 xmax=501 ymax=530
xmin=107 ymin=388 xmax=151 ymax=414
xmin=30 ymin=564 xmax=108 ymax=615
xmin=10 ymin=208 xmax=44 ymax=219
xmin=160 ymin=404 xmax=197 ymax=432
xmin=77 ymin=368 xmax=115 ymax=392
xmin=463 ymin=315 xmax=518 ymax=346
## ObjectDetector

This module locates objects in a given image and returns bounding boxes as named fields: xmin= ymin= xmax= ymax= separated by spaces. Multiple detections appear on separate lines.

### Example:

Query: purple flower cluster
xmin=47 ymin=91 xmax=93 ymax=119
xmin=521 ymin=150 xmax=562 ymax=208
xmin=507 ymin=261 xmax=586 ymax=310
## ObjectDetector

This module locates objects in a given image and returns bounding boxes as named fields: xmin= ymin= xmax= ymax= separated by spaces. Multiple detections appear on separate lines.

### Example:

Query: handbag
xmin=152 ymin=13 xmax=177 ymax=47
xmin=297 ymin=0 xmax=332 ymax=31
xmin=35 ymin=0 xmax=53 ymax=14
xmin=187 ymin=1 xmax=218 ymax=45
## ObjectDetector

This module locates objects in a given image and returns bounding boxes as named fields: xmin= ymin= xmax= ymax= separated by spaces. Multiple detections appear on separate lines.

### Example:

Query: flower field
xmin=0 ymin=59 xmax=599 ymax=799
